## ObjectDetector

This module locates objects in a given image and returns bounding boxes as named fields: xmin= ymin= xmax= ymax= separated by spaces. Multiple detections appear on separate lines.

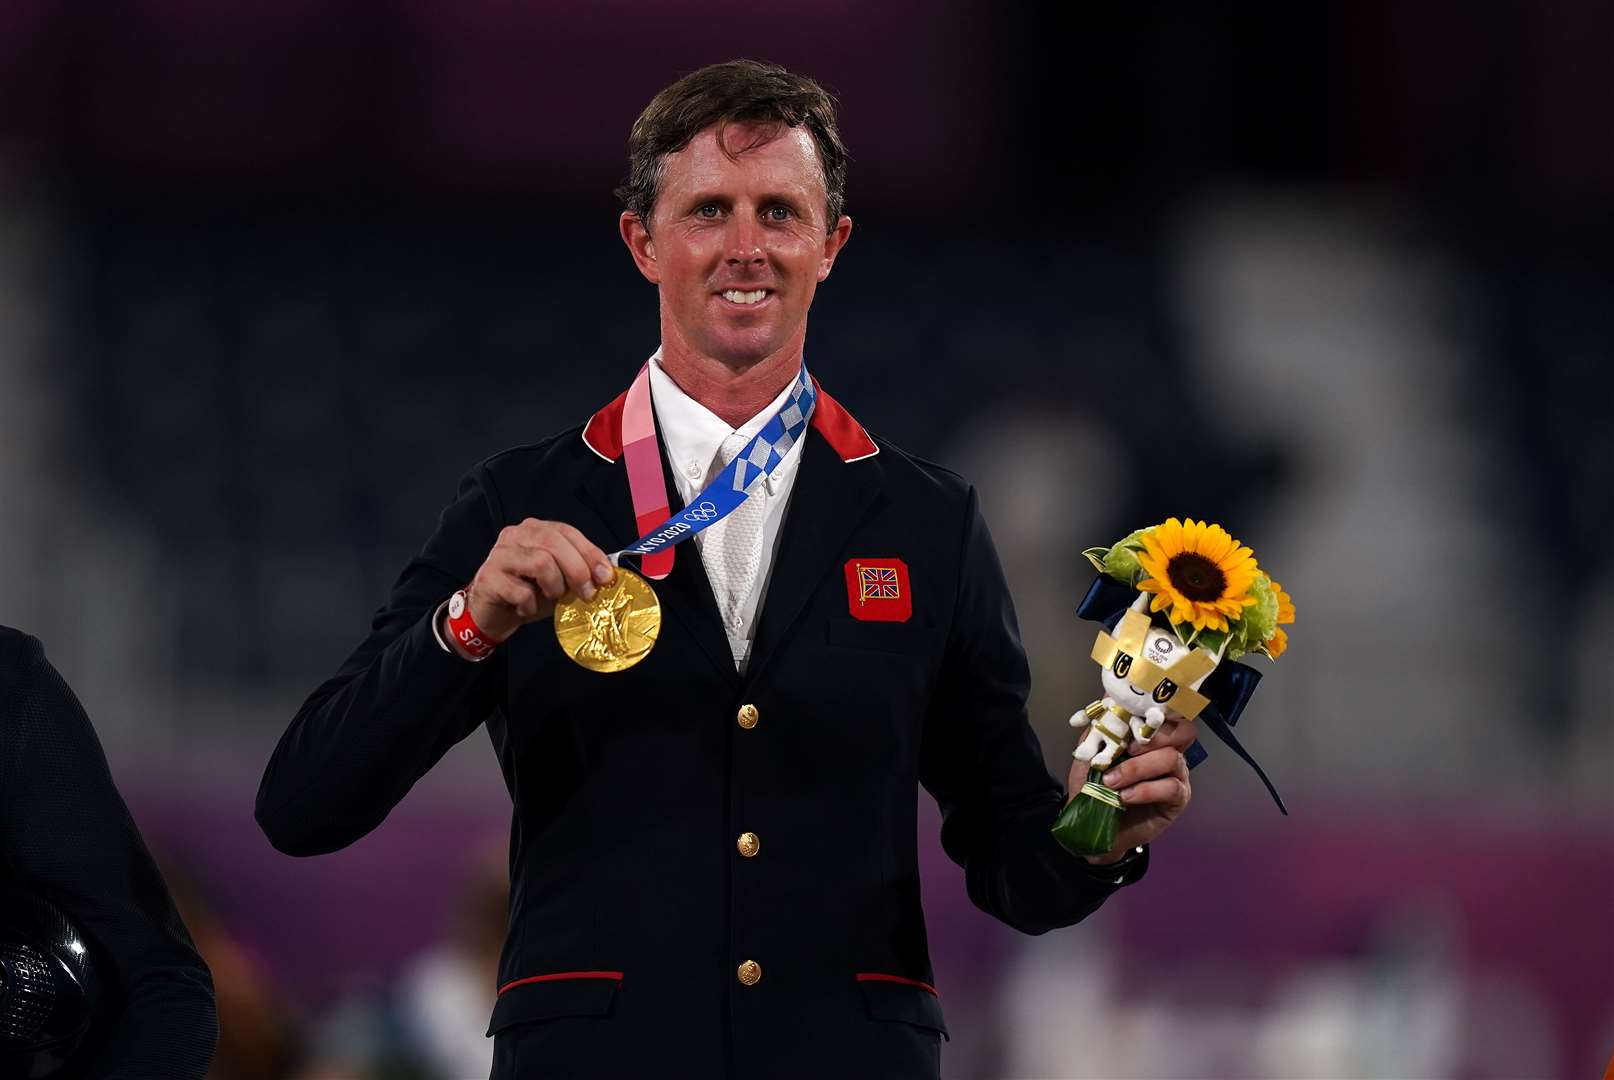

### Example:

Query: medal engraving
xmin=554 ymin=566 xmax=661 ymax=673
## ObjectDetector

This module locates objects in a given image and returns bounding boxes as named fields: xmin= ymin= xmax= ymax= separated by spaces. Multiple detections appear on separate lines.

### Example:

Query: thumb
xmin=1066 ymin=755 xmax=1093 ymax=795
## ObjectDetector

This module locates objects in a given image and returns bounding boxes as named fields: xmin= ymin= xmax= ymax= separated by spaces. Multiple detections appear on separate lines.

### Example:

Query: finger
xmin=1102 ymin=747 xmax=1181 ymax=787
xmin=1128 ymin=717 xmax=1194 ymax=756
xmin=549 ymin=522 xmax=615 ymax=585
xmin=1118 ymin=776 xmax=1190 ymax=809
xmin=510 ymin=520 xmax=611 ymax=589
xmin=517 ymin=550 xmax=568 ymax=599
xmin=508 ymin=518 xmax=549 ymax=546
xmin=468 ymin=573 xmax=542 ymax=628
xmin=490 ymin=573 xmax=544 ymax=619
xmin=1126 ymin=718 xmax=1170 ymax=756
xmin=1103 ymin=747 xmax=1184 ymax=789
xmin=1163 ymin=718 xmax=1199 ymax=749
xmin=537 ymin=533 xmax=598 ymax=600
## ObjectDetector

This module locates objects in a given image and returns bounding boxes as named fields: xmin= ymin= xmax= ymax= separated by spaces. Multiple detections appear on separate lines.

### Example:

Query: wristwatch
xmin=1083 ymin=844 xmax=1147 ymax=885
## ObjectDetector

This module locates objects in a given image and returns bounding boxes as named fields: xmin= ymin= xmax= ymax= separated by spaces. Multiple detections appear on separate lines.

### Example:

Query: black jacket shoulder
xmin=867 ymin=433 xmax=974 ymax=499
xmin=467 ymin=427 xmax=597 ymax=518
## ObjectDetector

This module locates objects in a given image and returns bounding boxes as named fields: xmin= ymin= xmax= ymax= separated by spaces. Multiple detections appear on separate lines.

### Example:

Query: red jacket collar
xmin=581 ymin=375 xmax=878 ymax=464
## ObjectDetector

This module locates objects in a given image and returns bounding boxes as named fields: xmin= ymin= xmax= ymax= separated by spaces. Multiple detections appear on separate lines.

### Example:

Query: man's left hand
xmin=1068 ymin=718 xmax=1195 ymax=865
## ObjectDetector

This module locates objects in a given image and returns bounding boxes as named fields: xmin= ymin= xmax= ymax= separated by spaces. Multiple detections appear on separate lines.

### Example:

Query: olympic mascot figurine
xmin=1071 ymin=594 xmax=1224 ymax=771
xmin=1052 ymin=518 xmax=1295 ymax=857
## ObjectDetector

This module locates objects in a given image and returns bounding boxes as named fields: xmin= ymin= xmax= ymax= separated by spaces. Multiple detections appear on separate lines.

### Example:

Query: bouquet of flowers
xmin=1052 ymin=518 xmax=1295 ymax=857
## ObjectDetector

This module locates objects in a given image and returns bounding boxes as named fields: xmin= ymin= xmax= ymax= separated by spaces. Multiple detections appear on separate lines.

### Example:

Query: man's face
xmin=621 ymin=122 xmax=852 ymax=368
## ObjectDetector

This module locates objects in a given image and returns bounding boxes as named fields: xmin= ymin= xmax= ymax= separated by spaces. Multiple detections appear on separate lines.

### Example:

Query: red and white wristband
xmin=441 ymin=589 xmax=504 ymax=661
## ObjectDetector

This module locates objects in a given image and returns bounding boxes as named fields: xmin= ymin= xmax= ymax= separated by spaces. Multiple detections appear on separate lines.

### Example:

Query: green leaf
xmin=1240 ymin=574 xmax=1279 ymax=644
xmin=1207 ymin=574 xmax=1277 ymax=661
xmin=1051 ymin=765 xmax=1123 ymax=857
xmin=1099 ymin=526 xmax=1154 ymax=586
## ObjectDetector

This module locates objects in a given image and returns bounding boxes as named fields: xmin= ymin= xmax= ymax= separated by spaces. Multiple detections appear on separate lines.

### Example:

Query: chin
xmin=699 ymin=331 xmax=789 ymax=369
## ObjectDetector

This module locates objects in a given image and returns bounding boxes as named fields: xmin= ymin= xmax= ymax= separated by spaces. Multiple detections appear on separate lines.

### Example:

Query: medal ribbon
xmin=612 ymin=360 xmax=816 ymax=566
xmin=621 ymin=363 xmax=675 ymax=579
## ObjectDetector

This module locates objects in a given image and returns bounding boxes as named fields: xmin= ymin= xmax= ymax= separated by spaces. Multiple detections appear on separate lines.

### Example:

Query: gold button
xmin=736 ymin=832 xmax=760 ymax=858
xmin=736 ymin=703 xmax=759 ymax=730
xmin=736 ymin=959 xmax=762 ymax=986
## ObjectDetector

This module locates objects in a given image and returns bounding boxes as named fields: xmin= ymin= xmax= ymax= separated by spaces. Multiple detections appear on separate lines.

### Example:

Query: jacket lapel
xmin=651 ymin=436 xmax=739 ymax=687
xmin=574 ymin=371 xmax=883 ymax=690
xmin=744 ymin=429 xmax=885 ymax=685
xmin=572 ymin=458 xmax=636 ymax=554
xmin=574 ymin=414 xmax=739 ymax=687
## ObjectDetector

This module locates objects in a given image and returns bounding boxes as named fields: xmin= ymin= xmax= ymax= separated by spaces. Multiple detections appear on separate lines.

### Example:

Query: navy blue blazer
xmin=256 ymin=381 xmax=1145 ymax=1079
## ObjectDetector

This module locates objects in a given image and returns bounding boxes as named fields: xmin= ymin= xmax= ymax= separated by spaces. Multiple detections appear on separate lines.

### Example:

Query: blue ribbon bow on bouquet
xmin=1076 ymin=575 xmax=1288 ymax=815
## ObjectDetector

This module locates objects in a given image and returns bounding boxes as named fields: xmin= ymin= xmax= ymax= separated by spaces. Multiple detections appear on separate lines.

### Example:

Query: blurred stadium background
xmin=1 ymin=3 xmax=1611 ymax=1078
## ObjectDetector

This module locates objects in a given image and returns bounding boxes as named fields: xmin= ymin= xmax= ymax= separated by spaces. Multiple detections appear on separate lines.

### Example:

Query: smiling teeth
xmin=722 ymin=289 xmax=769 ymax=305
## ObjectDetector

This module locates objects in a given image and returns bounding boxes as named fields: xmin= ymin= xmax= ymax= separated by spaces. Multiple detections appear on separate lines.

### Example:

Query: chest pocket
xmin=826 ymin=618 xmax=941 ymax=659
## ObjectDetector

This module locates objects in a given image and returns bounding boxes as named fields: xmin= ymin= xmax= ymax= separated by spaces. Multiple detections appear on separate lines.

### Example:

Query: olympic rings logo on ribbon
xmin=610 ymin=362 xmax=814 ymax=564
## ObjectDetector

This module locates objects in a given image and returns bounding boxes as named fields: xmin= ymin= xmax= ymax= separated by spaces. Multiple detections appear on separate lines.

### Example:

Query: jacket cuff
xmin=410 ymin=598 xmax=492 ymax=682
xmin=1076 ymin=843 xmax=1149 ymax=887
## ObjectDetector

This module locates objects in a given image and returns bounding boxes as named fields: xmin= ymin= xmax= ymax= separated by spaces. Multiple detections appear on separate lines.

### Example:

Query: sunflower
xmin=1269 ymin=579 xmax=1296 ymax=625
xmin=1136 ymin=518 xmax=1260 ymax=632
xmin=1265 ymin=627 xmax=1289 ymax=659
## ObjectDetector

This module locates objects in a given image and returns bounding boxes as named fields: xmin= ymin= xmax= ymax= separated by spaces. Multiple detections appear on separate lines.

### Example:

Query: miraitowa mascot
xmin=1052 ymin=518 xmax=1294 ymax=857
xmin=1073 ymin=591 xmax=1223 ymax=769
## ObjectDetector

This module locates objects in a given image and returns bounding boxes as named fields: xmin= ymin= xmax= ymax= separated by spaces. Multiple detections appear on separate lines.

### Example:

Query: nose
xmin=724 ymin=215 xmax=765 ymax=268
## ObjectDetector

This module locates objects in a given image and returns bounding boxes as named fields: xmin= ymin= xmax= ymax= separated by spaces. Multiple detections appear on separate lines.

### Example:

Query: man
xmin=1 ymin=626 xmax=217 ymax=1077
xmin=257 ymin=60 xmax=1194 ymax=1078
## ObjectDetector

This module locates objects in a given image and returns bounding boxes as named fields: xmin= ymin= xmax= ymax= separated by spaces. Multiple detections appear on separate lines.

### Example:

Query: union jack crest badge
xmin=844 ymin=558 xmax=912 ymax=622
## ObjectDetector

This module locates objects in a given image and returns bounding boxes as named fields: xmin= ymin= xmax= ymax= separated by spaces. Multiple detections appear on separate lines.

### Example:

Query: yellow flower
xmin=1265 ymin=627 xmax=1289 ymax=659
xmin=1136 ymin=517 xmax=1260 ymax=632
xmin=1270 ymin=578 xmax=1296 ymax=625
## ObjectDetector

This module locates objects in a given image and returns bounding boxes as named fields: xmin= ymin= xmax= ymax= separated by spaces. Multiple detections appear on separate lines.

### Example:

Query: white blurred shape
xmin=397 ymin=945 xmax=496 ymax=1080
xmin=1173 ymin=191 xmax=1514 ymax=797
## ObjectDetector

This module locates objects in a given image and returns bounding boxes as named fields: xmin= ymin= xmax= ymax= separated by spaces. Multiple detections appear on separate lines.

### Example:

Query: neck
xmin=657 ymin=332 xmax=803 ymax=428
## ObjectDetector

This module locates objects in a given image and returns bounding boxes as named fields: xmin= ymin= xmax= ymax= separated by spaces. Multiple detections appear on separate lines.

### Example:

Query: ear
xmin=815 ymin=215 xmax=853 ymax=282
xmin=620 ymin=211 xmax=660 ymax=285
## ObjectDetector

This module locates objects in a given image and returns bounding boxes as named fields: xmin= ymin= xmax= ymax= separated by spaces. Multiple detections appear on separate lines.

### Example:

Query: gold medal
xmin=553 ymin=565 xmax=661 ymax=673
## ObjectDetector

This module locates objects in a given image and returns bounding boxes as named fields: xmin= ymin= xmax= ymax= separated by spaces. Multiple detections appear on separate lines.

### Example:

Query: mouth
xmin=1128 ymin=685 xmax=1144 ymax=696
xmin=715 ymin=288 xmax=774 ymax=309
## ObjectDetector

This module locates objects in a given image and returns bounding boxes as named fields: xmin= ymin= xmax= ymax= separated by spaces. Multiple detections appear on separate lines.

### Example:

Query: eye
xmin=1152 ymin=679 xmax=1177 ymax=704
xmin=1112 ymin=653 xmax=1132 ymax=678
xmin=765 ymin=205 xmax=793 ymax=222
xmin=696 ymin=204 xmax=721 ymax=219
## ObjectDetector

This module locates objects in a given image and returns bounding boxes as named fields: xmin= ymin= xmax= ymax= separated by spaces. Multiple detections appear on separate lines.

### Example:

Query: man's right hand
xmin=458 ymin=519 xmax=616 ymax=643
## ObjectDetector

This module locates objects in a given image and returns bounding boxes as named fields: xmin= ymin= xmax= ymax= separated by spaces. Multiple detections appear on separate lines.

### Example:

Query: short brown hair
xmin=616 ymin=60 xmax=848 ymax=230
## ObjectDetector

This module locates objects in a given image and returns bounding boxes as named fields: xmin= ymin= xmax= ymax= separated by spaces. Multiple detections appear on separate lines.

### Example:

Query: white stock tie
xmin=707 ymin=431 xmax=766 ymax=670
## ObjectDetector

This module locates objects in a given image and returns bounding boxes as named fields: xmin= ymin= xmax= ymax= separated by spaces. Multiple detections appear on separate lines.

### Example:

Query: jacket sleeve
xmin=255 ymin=463 xmax=507 ymax=856
xmin=918 ymin=486 xmax=1146 ymax=936
xmin=0 ymin=631 xmax=218 ymax=1079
